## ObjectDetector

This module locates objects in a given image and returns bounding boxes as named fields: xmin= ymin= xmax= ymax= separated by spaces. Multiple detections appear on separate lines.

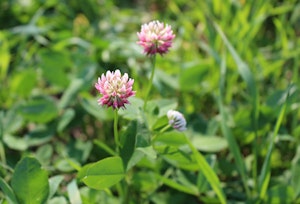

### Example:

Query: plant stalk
xmin=114 ymin=109 xmax=120 ymax=154
xmin=143 ymin=55 xmax=156 ymax=110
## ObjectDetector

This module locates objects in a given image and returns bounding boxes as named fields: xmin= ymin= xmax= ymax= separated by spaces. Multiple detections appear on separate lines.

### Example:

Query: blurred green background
xmin=1 ymin=0 xmax=300 ymax=203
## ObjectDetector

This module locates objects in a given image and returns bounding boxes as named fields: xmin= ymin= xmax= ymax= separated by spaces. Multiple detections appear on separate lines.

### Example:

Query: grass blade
xmin=185 ymin=136 xmax=226 ymax=204
xmin=214 ymin=22 xmax=259 ymax=196
xmin=0 ymin=178 xmax=19 ymax=204
xmin=258 ymin=85 xmax=291 ymax=200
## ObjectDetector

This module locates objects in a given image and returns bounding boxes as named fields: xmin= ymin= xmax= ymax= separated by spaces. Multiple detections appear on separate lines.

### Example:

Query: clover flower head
xmin=95 ymin=69 xmax=135 ymax=109
xmin=137 ymin=20 xmax=175 ymax=56
xmin=167 ymin=110 xmax=187 ymax=131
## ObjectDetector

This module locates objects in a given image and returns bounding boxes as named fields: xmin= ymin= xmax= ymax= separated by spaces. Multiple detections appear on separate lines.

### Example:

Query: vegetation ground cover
xmin=0 ymin=0 xmax=300 ymax=203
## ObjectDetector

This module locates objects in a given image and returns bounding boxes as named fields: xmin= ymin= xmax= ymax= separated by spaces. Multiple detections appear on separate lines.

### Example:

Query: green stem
xmin=151 ymin=124 xmax=171 ymax=143
xmin=143 ymin=55 xmax=156 ymax=110
xmin=114 ymin=109 xmax=120 ymax=154
xmin=93 ymin=140 xmax=116 ymax=156
xmin=258 ymin=84 xmax=291 ymax=200
xmin=252 ymin=132 xmax=258 ymax=194
xmin=159 ymin=124 xmax=171 ymax=134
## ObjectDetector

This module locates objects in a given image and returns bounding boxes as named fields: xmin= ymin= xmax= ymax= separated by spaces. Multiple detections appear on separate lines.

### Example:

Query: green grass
xmin=0 ymin=0 xmax=300 ymax=203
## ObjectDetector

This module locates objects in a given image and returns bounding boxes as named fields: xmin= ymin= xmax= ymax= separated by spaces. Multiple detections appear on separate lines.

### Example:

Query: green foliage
xmin=0 ymin=0 xmax=300 ymax=203
xmin=78 ymin=156 xmax=125 ymax=190
xmin=11 ymin=157 xmax=49 ymax=204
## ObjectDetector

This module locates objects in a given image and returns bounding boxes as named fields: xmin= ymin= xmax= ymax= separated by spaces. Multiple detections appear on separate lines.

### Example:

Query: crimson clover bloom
xmin=95 ymin=69 xmax=135 ymax=109
xmin=137 ymin=20 xmax=175 ymax=56
xmin=167 ymin=110 xmax=187 ymax=131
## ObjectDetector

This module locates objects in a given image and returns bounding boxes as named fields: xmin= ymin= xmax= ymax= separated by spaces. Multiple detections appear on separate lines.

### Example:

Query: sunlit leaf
xmin=3 ymin=134 xmax=28 ymax=151
xmin=67 ymin=179 xmax=82 ymax=204
xmin=192 ymin=135 xmax=228 ymax=153
xmin=0 ymin=32 xmax=10 ymax=80
xmin=80 ymin=156 xmax=125 ymax=190
xmin=48 ymin=175 xmax=64 ymax=200
xmin=11 ymin=157 xmax=49 ymax=204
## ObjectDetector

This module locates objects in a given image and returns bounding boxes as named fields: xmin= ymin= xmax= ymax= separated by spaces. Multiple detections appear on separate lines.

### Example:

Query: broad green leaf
xmin=192 ymin=135 xmax=228 ymax=153
xmin=0 ymin=178 xmax=19 ymax=204
xmin=153 ymin=131 xmax=187 ymax=147
xmin=11 ymin=157 xmax=49 ymax=204
xmin=48 ymin=175 xmax=64 ymax=200
xmin=67 ymin=179 xmax=82 ymax=204
xmin=0 ymin=32 xmax=10 ymax=80
xmin=80 ymin=156 xmax=125 ymax=190
xmin=77 ymin=162 xmax=94 ymax=181
xmin=17 ymin=96 xmax=58 ymax=123
xmin=10 ymin=69 xmax=37 ymax=97
xmin=3 ymin=134 xmax=28 ymax=151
